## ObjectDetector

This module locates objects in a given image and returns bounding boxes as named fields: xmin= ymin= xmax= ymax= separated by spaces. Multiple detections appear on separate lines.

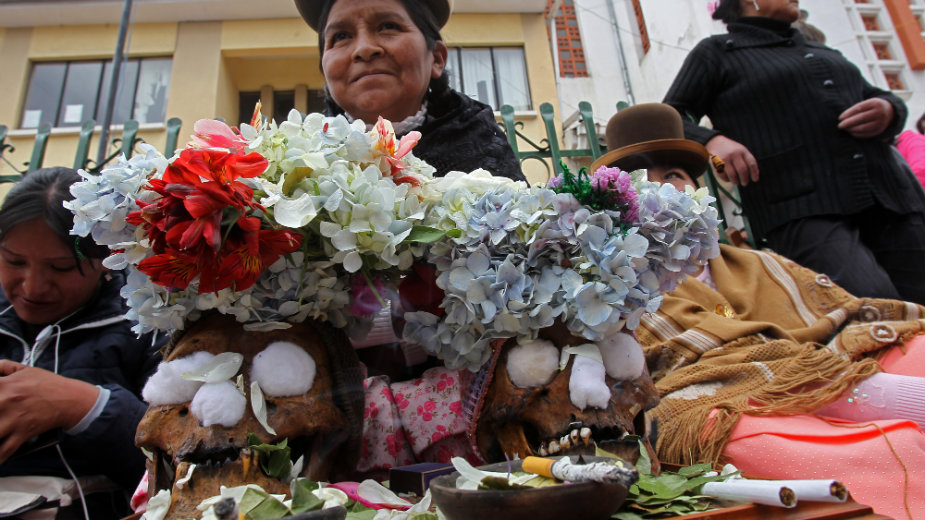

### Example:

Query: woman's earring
xmin=753 ymin=0 xmax=760 ymax=10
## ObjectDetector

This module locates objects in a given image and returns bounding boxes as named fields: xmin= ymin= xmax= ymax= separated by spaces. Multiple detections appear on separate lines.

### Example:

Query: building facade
xmin=0 ymin=0 xmax=557 ymax=184
xmin=550 ymin=0 xmax=924 ymax=149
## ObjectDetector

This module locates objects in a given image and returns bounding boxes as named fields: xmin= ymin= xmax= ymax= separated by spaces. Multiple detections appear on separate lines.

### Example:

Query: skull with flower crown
xmin=136 ymin=312 xmax=364 ymax=519
xmin=470 ymin=321 xmax=660 ymax=467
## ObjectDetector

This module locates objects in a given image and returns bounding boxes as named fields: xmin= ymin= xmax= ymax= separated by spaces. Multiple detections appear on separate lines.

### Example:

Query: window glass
xmin=21 ymin=57 xmax=171 ymax=129
xmin=21 ymin=63 xmax=66 ymax=128
xmin=239 ymin=91 xmax=261 ymax=126
xmin=96 ymin=60 xmax=140 ymax=125
xmin=494 ymin=48 xmax=530 ymax=111
xmin=56 ymin=62 xmax=104 ymax=127
xmin=460 ymin=48 xmax=496 ymax=109
xmin=444 ymin=48 xmax=461 ymax=93
xmin=306 ymin=89 xmax=327 ymax=114
xmin=133 ymin=58 xmax=172 ymax=124
xmin=273 ymin=90 xmax=295 ymax=122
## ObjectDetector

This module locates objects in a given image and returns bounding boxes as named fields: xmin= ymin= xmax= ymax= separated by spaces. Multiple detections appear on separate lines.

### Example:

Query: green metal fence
xmin=0 ymin=117 xmax=182 ymax=182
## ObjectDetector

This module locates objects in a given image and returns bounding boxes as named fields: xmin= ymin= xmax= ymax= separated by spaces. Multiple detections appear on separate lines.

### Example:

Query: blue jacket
xmin=0 ymin=270 xmax=162 ymax=491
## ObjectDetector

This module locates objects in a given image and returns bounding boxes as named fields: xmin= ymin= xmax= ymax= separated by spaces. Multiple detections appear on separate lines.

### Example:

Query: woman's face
xmin=646 ymin=166 xmax=697 ymax=192
xmin=0 ymin=218 xmax=105 ymax=325
xmin=743 ymin=0 xmax=800 ymax=23
xmin=320 ymin=0 xmax=447 ymax=123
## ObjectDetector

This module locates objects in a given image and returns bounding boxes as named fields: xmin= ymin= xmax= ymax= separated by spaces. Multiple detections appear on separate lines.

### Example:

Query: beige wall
xmin=1 ymin=13 xmax=558 ymax=185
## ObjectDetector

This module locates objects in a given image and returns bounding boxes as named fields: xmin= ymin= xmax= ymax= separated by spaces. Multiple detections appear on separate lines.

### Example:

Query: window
xmin=862 ymin=14 xmax=881 ymax=31
xmin=238 ymin=89 xmax=326 ymax=126
xmin=884 ymin=71 xmax=905 ymax=90
xmin=20 ymin=57 xmax=172 ymax=129
xmin=445 ymin=47 xmax=531 ymax=111
xmin=631 ymin=0 xmax=651 ymax=55
xmin=546 ymin=0 xmax=589 ymax=77
xmin=873 ymin=42 xmax=893 ymax=60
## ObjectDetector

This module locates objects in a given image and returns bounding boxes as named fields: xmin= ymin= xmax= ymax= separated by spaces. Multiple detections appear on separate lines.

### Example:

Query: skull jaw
xmin=135 ymin=312 xmax=362 ymax=517
xmin=475 ymin=327 xmax=661 ymax=467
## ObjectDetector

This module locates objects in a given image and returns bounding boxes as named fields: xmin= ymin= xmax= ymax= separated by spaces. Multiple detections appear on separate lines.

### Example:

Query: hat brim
xmin=589 ymin=139 xmax=710 ymax=179
xmin=295 ymin=0 xmax=451 ymax=32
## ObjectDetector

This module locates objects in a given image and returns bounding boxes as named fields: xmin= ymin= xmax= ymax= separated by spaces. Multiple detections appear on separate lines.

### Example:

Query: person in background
xmin=0 ymin=167 xmax=162 ymax=520
xmin=294 ymin=0 xmax=525 ymax=182
xmin=663 ymin=0 xmax=925 ymax=305
xmin=593 ymin=103 xmax=925 ymax=520
xmin=896 ymin=112 xmax=925 ymax=188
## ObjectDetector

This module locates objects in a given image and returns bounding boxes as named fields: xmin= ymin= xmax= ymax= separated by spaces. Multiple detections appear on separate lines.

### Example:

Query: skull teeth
xmin=535 ymin=428 xmax=594 ymax=457
xmin=580 ymin=427 xmax=591 ymax=445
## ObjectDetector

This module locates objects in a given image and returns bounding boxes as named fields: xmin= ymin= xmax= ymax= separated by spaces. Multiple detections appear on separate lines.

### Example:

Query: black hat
xmin=294 ymin=0 xmax=453 ymax=32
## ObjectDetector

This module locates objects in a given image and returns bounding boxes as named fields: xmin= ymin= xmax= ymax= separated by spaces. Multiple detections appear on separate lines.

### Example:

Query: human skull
xmin=474 ymin=323 xmax=660 ymax=467
xmin=136 ymin=312 xmax=364 ymax=519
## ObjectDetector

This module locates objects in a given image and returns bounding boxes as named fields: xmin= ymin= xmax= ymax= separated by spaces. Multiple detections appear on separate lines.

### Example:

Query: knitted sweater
xmin=664 ymin=17 xmax=922 ymax=239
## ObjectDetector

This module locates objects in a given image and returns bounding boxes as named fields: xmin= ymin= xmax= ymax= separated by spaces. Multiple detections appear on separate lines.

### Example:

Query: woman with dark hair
xmin=294 ymin=0 xmax=526 ymax=182
xmin=0 ymin=167 xmax=162 ymax=520
xmin=663 ymin=0 xmax=925 ymax=305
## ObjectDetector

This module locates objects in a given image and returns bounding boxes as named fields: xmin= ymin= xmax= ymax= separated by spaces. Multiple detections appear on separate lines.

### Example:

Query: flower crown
xmin=68 ymin=108 xmax=720 ymax=371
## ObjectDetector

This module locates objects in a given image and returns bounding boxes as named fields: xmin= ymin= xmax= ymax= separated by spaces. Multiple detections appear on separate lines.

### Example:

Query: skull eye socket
xmin=142 ymin=351 xmax=215 ymax=406
xmin=505 ymin=339 xmax=559 ymax=388
xmin=250 ymin=341 xmax=317 ymax=397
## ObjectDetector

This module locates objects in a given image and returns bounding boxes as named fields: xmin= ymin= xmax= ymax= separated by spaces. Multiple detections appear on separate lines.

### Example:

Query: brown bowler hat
xmin=294 ymin=0 xmax=453 ymax=32
xmin=589 ymin=103 xmax=709 ymax=178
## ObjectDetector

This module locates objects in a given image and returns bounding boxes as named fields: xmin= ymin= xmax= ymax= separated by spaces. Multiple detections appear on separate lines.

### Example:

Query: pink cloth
xmin=358 ymin=367 xmax=481 ymax=476
xmin=897 ymin=130 xmax=925 ymax=188
xmin=723 ymin=340 xmax=925 ymax=520
xmin=724 ymin=415 xmax=924 ymax=520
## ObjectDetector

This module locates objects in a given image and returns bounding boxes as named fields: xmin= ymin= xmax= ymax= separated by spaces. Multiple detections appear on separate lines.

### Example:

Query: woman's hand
xmin=838 ymin=98 xmax=894 ymax=138
xmin=0 ymin=360 xmax=99 ymax=463
xmin=706 ymin=135 xmax=759 ymax=186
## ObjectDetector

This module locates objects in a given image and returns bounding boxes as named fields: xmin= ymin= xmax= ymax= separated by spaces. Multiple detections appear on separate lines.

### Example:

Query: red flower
xmin=127 ymin=148 xmax=301 ymax=293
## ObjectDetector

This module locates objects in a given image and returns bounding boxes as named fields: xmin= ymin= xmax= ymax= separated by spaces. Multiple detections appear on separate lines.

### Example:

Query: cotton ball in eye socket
xmin=597 ymin=332 xmax=645 ymax=380
xmin=190 ymin=381 xmax=246 ymax=427
xmin=569 ymin=356 xmax=611 ymax=410
xmin=505 ymin=338 xmax=559 ymax=388
xmin=142 ymin=351 xmax=216 ymax=405
xmin=250 ymin=341 xmax=316 ymax=397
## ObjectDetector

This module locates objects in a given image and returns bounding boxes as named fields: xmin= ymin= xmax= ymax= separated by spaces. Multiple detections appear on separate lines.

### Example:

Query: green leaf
xmin=246 ymin=435 xmax=292 ymax=480
xmin=633 ymin=440 xmax=651 ymax=475
xmin=677 ymin=463 xmax=712 ymax=477
xmin=403 ymin=225 xmax=448 ymax=244
xmin=243 ymin=496 xmax=291 ymax=520
xmin=290 ymin=480 xmax=324 ymax=513
xmin=346 ymin=511 xmax=378 ymax=520
xmin=478 ymin=476 xmax=529 ymax=490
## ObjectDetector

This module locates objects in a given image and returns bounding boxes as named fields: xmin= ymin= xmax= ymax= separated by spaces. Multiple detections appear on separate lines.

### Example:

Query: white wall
xmin=560 ymin=0 xmax=923 ymax=132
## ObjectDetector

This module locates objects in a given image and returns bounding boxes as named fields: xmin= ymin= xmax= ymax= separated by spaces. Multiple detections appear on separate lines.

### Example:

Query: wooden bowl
xmin=429 ymin=457 xmax=630 ymax=520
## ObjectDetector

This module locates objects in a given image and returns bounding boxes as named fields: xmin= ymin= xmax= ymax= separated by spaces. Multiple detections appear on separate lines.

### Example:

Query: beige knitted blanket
xmin=636 ymin=244 xmax=925 ymax=465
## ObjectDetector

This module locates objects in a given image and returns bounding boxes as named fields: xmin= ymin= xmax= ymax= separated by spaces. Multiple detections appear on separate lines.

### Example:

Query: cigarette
xmin=701 ymin=480 xmax=797 ymax=508
xmin=756 ymin=479 xmax=847 ymax=503
xmin=522 ymin=456 xmax=638 ymax=487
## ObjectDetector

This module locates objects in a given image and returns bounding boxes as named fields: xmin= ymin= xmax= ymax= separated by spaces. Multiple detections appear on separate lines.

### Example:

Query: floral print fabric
xmin=358 ymin=367 xmax=481 ymax=475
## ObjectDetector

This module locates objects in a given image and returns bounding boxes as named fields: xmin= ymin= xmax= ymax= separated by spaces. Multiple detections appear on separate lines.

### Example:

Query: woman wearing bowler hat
xmin=598 ymin=103 xmax=925 ymax=520
xmin=294 ymin=0 xmax=525 ymax=182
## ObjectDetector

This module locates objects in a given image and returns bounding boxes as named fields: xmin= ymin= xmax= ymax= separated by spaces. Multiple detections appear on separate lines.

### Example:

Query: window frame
xmin=19 ymin=56 xmax=172 ymax=130
xmin=445 ymin=46 xmax=532 ymax=112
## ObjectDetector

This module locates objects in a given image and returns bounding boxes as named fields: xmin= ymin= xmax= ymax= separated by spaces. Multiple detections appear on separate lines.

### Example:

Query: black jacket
xmin=0 ymin=270 xmax=162 ymax=492
xmin=663 ymin=17 xmax=923 ymax=240
xmin=326 ymin=88 xmax=526 ymax=183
